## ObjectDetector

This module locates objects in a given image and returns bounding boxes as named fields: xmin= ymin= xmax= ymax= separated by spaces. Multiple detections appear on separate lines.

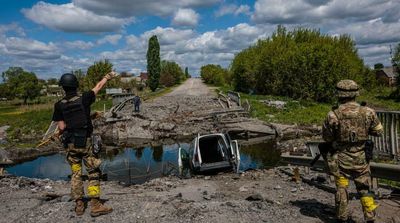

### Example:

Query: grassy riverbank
xmin=219 ymin=86 xmax=400 ymax=125
xmin=0 ymin=97 xmax=112 ymax=145
xmin=0 ymin=84 xmax=179 ymax=146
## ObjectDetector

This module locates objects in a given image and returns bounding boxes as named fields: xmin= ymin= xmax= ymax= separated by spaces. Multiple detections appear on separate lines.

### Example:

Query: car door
xmin=192 ymin=133 xmax=202 ymax=168
xmin=231 ymin=140 xmax=241 ymax=173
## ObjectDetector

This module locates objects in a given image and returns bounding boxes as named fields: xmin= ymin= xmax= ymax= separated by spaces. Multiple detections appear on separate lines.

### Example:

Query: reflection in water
xmin=152 ymin=146 xmax=163 ymax=162
xmin=6 ymin=154 xmax=71 ymax=180
xmin=6 ymin=141 xmax=279 ymax=184
xmin=239 ymin=141 xmax=281 ymax=170
xmin=135 ymin=147 xmax=144 ymax=160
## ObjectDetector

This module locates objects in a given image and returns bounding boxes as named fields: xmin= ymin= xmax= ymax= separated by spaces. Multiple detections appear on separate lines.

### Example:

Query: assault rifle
xmin=310 ymin=142 xmax=333 ymax=167
xmin=37 ymin=112 xmax=103 ymax=148
xmin=310 ymin=140 xmax=375 ymax=166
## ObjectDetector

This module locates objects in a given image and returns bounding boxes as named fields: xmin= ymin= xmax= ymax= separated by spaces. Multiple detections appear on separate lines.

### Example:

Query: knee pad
xmin=336 ymin=176 xmax=349 ymax=188
xmin=71 ymin=163 xmax=82 ymax=173
xmin=88 ymin=185 xmax=100 ymax=197
xmin=361 ymin=195 xmax=378 ymax=212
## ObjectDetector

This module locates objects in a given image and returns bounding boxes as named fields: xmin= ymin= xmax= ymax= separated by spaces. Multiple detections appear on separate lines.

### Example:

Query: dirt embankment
xmin=1 ymin=167 xmax=398 ymax=223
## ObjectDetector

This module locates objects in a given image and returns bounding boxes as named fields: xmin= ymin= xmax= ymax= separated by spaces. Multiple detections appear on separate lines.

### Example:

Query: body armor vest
xmin=60 ymin=96 xmax=87 ymax=130
xmin=333 ymin=104 xmax=369 ymax=143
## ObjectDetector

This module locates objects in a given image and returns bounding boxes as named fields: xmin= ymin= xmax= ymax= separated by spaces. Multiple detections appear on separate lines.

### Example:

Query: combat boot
xmin=90 ymin=198 xmax=113 ymax=217
xmin=75 ymin=199 xmax=85 ymax=216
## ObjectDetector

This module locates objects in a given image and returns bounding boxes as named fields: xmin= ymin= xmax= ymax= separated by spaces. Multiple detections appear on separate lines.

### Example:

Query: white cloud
xmin=97 ymin=34 xmax=122 ymax=45
xmin=22 ymin=2 xmax=133 ymax=33
xmin=330 ymin=19 xmax=400 ymax=45
xmin=252 ymin=0 xmax=400 ymax=24
xmin=215 ymin=4 xmax=251 ymax=17
xmin=0 ymin=23 xmax=26 ymax=36
xmin=64 ymin=40 xmax=95 ymax=50
xmin=172 ymin=8 xmax=200 ymax=27
xmin=73 ymin=0 xmax=221 ymax=17
xmin=4 ymin=37 xmax=61 ymax=60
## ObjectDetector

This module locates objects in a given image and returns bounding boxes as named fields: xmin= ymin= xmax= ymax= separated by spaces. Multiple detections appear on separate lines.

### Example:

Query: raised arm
xmin=92 ymin=71 xmax=117 ymax=95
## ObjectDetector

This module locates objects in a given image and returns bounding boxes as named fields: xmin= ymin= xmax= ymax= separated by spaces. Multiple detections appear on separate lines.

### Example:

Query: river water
xmin=6 ymin=141 xmax=280 ymax=185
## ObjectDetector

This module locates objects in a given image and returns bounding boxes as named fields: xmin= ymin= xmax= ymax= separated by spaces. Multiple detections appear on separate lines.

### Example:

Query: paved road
xmin=165 ymin=78 xmax=213 ymax=97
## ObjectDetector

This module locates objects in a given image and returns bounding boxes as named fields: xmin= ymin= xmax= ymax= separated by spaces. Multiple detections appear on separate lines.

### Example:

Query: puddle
xmin=6 ymin=141 xmax=280 ymax=185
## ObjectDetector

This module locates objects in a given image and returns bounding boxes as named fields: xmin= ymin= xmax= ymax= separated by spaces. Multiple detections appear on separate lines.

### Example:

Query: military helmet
xmin=59 ymin=73 xmax=78 ymax=88
xmin=336 ymin=79 xmax=359 ymax=98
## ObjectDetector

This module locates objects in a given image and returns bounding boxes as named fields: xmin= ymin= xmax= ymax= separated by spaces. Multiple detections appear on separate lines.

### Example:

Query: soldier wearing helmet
xmin=52 ymin=71 xmax=117 ymax=217
xmin=322 ymin=80 xmax=383 ymax=222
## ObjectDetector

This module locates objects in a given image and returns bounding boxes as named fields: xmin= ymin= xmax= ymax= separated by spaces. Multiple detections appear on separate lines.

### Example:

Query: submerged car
xmin=178 ymin=133 xmax=240 ymax=175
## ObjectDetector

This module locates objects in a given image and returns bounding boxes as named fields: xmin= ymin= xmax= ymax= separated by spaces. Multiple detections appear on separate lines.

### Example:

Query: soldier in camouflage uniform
xmin=322 ymin=80 xmax=383 ymax=223
xmin=53 ymin=72 xmax=116 ymax=217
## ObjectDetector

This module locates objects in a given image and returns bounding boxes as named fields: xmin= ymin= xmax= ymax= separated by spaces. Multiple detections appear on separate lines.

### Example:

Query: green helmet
xmin=336 ymin=79 xmax=359 ymax=98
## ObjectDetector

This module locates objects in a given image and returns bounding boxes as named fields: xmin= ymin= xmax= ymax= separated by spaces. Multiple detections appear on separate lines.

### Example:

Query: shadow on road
xmin=291 ymin=199 xmax=337 ymax=223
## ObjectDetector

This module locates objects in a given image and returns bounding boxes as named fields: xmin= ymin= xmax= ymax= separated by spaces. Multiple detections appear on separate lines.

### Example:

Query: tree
xmin=231 ymin=26 xmax=367 ymax=102
xmin=200 ymin=64 xmax=229 ymax=86
xmin=160 ymin=60 xmax=185 ymax=87
xmin=393 ymin=43 xmax=400 ymax=67
xmin=185 ymin=67 xmax=191 ymax=78
xmin=0 ymin=83 xmax=11 ymax=99
xmin=47 ymin=78 xmax=58 ymax=85
xmin=85 ymin=60 xmax=112 ymax=88
xmin=84 ymin=60 xmax=118 ymax=96
xmin=73 ymin=69 xmax=86 ymax=91
xmin=1 ymin=67 xmax=42 ymax=104
xmin=147 ymin=35 xmax=161 ymax=92
xmin=374 ymin=63 xmax=384 ymax=70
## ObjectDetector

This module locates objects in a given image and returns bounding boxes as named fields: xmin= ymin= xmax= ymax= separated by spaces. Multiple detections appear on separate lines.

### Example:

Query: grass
xmin=0 ymin=85 xmax=178 ymax=146
xmin=0 ymin=97 xmax=112 ymax=146
xmin=218 ymin=85 xmax=400 ymax=125
xmin=141 ymin=86 xmax=176 ymax=101
xmin=358 ymin=87 xmax=400 ymax=111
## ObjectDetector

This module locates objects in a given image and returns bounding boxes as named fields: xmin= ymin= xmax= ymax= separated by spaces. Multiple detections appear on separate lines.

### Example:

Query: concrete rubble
xmin=0 ymin=167 xmax=397 ymax=223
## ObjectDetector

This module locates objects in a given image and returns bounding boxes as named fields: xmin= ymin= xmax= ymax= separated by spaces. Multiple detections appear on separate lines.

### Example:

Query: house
xmin=119 ymin=73 xmax=136 ymax=84
xmin=140 ymin=72 xmax=148 ymax=83
xmin=376 ymin=66 xmax=398 ymax=86
xmin=45 ymin=85 xmax=63 ymax=97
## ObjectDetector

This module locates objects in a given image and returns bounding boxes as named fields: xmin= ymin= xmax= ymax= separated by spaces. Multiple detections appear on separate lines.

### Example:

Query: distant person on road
xmin=52 ymin=72 xmax=116 ymax=217
xmin=133 ymin=95 xmax=141 ymax=112
xmin=322 ymin=80 xmax=383 ymax=223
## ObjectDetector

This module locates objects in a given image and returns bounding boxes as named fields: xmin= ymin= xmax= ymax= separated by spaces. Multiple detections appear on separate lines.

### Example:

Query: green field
xmin=0 ymin=97 xmax=112 ymax=144
xmin=0 ymin=83 xmax=179 ymax=146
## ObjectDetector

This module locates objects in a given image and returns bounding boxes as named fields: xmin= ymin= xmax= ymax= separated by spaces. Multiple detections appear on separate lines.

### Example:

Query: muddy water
xmin=6 ymin=141 xmax=280 ymax=184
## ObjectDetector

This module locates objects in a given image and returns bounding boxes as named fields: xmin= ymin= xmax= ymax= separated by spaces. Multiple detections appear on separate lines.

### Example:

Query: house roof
xmin=140 ymin=72 xmax=148 ymax=80
xmin=381 ymin=67 xmax=397 ymax=78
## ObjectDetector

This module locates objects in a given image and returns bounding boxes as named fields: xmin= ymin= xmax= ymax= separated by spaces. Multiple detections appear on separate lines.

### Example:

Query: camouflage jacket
xmin=322 ymin=101 xmax=383 ymax=171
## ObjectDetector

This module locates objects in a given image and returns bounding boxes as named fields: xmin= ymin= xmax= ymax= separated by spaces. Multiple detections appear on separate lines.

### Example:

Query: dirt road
xmin=165 ymin=78 xmax=213 ymax=97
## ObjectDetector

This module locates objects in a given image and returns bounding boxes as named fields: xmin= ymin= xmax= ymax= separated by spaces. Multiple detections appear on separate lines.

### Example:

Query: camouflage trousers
xmin=329 ymin=151 xmax=377 ymax=221
xmin=66 ymin=142 xmax=102 ymax=200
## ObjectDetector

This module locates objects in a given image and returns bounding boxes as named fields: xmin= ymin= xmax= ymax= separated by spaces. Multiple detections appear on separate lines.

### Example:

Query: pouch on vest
xmin=334 ymin=105 xmax=368 ymax=143
xmin=73 ymin=128 xmax=87 ymax=148
xmin=60 ymin=96 xmax=87 ymax=129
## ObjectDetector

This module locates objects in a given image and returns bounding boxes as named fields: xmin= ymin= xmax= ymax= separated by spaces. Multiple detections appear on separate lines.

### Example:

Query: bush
xmin=160 ymin=60 xmax=185 ymax=87
xmin=200 ymin=64 xmax=230 ymax=86
xmin=231 ymin=26 xmax=370 ymax=103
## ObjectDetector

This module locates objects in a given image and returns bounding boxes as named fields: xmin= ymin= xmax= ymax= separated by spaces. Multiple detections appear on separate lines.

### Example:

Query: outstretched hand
xmin=104 ymin=71 xmax=118 ymax=80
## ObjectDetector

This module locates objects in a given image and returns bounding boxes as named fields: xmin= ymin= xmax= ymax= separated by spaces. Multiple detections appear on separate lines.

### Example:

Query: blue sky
xmin=0 ymin=0 xmax=399 ymax=79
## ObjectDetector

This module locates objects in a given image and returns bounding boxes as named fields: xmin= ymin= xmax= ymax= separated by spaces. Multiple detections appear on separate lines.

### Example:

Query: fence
xmin=112 ymin=93 xmax=135 ymax=106
xmin=371 ymin=111 xmax=400 ymax=159
xmin=227 ymin=91 xmax=241 ymax=106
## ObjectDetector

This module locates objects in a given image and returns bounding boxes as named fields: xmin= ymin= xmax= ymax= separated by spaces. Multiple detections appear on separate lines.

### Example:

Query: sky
xmin=0 ymin=0 xmax=399 ymax=79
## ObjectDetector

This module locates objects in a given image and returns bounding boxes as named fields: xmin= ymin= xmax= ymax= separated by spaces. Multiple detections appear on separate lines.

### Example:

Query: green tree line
xmin=201 ymin=26 xmax=379 ymax=103
xmin=231 ymin=26 xmax=376 ymax=103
